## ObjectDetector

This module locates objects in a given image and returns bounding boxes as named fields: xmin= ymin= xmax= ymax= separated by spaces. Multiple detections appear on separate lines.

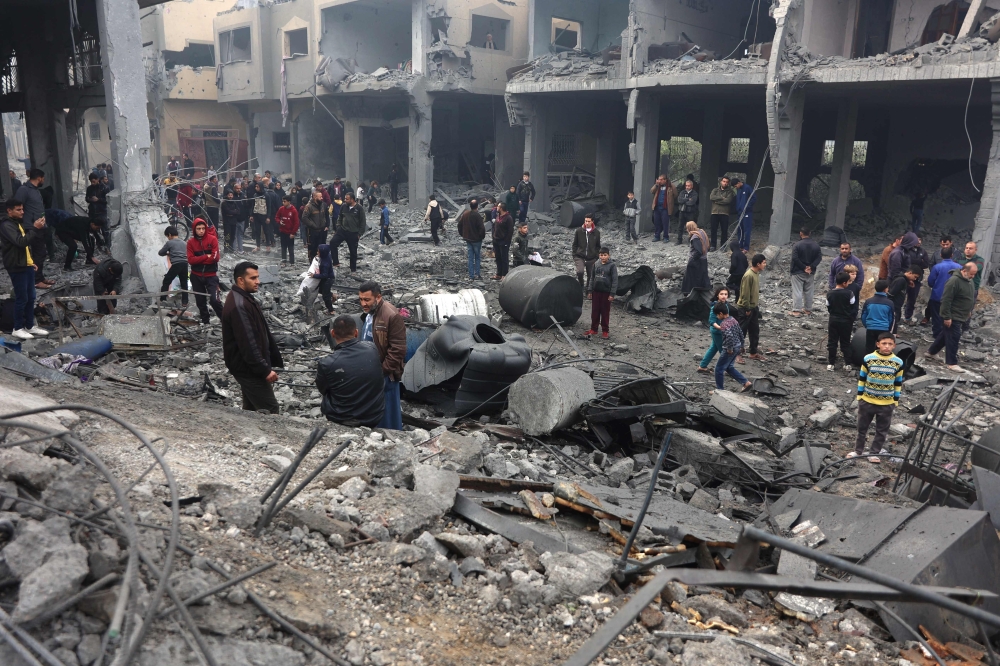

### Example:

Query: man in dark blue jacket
xmin=861 ymin=279 xmax=895 ymax=354
xmin=926 ymin=246 xmax=961 ymax=337
xmin=732 ymin=178 xmax=756 ymax=251
xmin=316 ymin=315 xmax=385 ymax=427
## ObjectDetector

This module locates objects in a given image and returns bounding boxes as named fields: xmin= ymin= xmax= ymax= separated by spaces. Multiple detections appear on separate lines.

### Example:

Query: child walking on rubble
xmin=698 ymin=286 xmax=733 ymax=373
xmin=852 ymin=332 xmax=905 ymax=463
xmin=713 ymin=303 xmax=752 ymax=392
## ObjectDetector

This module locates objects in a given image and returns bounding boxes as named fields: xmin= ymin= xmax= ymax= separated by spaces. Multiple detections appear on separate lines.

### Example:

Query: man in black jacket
xmin=50 ymin=210 xmax=101 ymax=269
xmin=316 ymin=315 xmax=385 ymax=427
xmin=222 ymin=261 xmax=283 ymax=413
xmin=790 ymin=227 xmax=822 ymax=316
xmin=388 ymin=164 xmax=401 ymax=204
xmin=515 ymin=172 xmax=535 ymax=224
xmin=93 ymin=258 xmax=123 ymax=315
xmin=331 ymin=192 xmax=366 ymax=273
xmin=457 ymin=199 xmax=486 ymax=280
xmin=86 ymin=172 xmax=109 ymax=244
xmin=0 ymin=199 xmax=49 ymax=339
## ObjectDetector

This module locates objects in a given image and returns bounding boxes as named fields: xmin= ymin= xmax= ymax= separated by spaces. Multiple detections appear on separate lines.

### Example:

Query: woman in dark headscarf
xmin=681 ymin=221 xmax=711 ymax=294
xmin=727 ymin=239 xmax=749 ymax=301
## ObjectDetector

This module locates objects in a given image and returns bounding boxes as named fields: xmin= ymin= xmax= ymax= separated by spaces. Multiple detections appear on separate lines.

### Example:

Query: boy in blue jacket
xmin=378 ymin=199 xmax=393 ymax=245
xmin=860 ymin=279 xmax=895 ymax=354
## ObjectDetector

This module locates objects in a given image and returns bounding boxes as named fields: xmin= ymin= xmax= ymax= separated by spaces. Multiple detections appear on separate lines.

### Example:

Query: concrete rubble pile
xmin=6 ymin=184 xmax=1000 ymax=665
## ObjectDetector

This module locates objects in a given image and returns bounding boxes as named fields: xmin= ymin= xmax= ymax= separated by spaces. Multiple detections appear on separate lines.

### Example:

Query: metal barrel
xmin=559 ymin=200 xmax=600 ymax=228
xmin=850 ymin=326 xmax=917 ymax=373
xmin=499 ymin=265 xmax=583 ymax=328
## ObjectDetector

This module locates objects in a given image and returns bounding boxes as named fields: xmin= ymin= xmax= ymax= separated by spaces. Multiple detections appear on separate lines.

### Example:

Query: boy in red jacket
xmin=276 ymin=195 xmax=300 ymax=265
xmin=186 ymin=218 xmax=222 ymax=324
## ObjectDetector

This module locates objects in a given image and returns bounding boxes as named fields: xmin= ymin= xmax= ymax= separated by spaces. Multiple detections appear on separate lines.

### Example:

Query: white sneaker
xmin=10 ymin=329 xmax=33 ymax=340
xmin=26 ymin=326 xmax=49 ymax=337
xmin=843 ymin=364 xmax=852 ymax=372
xmin=826 ymin=365 xmax=835 ymax=371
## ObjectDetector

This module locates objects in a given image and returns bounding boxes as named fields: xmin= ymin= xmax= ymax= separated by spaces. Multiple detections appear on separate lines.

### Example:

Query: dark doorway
xmin=853 ymin=0 xmax=894 ymax=57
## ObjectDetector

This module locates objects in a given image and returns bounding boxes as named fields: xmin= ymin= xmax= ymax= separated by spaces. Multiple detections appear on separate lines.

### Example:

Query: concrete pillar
xmin=96 ymin=0 xmax=169 ymax=291
xmin=411 ymin=0 xmax=428 ymax=75
xmin=973 ymin=78 xmax=1000 ymax=275
xmin=630 ymin=92 xmax=659 ymax=232
xmin=524 ymin=99 xmax=549 ymax=215
xmin=0 ymin=114 xmax=10 ymax=200
xmin=343 ymin=118 xmax=362 ymax=186
xmin=494 ymin=101 xmax=524 ymax=190
xmin=698 ymin=105 xmax=725 ymax=232
xmin=290 ymin=115 xmax=300 ymax=184
xmin=768 ymin=88 xmax=805 ymax=246
xmin=18 ymin=40 xmax=72 ymax=210
xmin=825 ymin=98 xmax=859 ymax=230
xmin=408 ymin=82 xmax=434 ymax=205
xmin=595 ymin=122 xmax=615 ymax=199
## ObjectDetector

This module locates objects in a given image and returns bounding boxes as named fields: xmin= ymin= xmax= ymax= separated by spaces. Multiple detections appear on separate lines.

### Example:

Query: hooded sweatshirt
xmin=187 ymin=222 xmax=220 ymax=277
xmin=888 ymin=232 xmax=917 ymax=280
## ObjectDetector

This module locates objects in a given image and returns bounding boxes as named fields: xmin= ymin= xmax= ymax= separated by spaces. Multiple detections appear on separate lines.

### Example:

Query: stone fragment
xmin=169 ymin=568 xmax=215 ymax=605
xmin=484 ymin=452 xmax=508 ymax=477
xmin=435 ymin=532 xmax=486 ymax=559
xmin=345 ymin=639 xmax=365 ymax=666
xmin=639 ymin=604 xmax=665 ymax=628
xmin=198 ymin=483 xmax=262 ymax=529
xmin=41 ymin=466 xmax=98 ymax=513
xmin=412 ymin=464 xmax=459 ymax=513
xmin=226 ymin=586 xmax=248 ymax=605
xmin=0 ymin=448 xmax=59 ymax=491
xmin=261 ymin=455 xmax=291 ymax=473
xmin=688 ymin=488 xmax=720 ymax=513
xmin=369 ymin=438 xmax=416 ymax=482
xmin=414 ymin=530 xmax=449 ymax=557
xmin=790 ymin=359 xmax=812 ymax=376
xmin=681 ymin=637 xmax=750 ymax=666
xmin=338 ymin=476 xmax=368 ymax=500
xmin=513 ymin=458 xmax=542 ymax=480
xmin=283 ymin=508 xmax=353 ymax=537
xmin=507 ymin=368 xmax=596 ymax=435
xmin=459 ymin=556 xmax=487 ymax=575
xmin=77 ymin=634 xmax=102 ymax=666
xmin=540 ymin=550 xmax=615 ymax=599
xmin=318 ymin=468 xmax=370 ymax=489
xmin=357 ymin=488 xmax=443 ymax=539
xmin=710 ymin=390 xmax=769 ymax=423
xmin=809 ymin=403 xmax=841 ymax=428
xmin=14 ymin=544 xmax=89 ymax=622
xmin=434 ymin=431 xmax=484 ymax=472
xmin=682 ymin=594 xmax=748 ymax=628
xmin=606 ymin=458 xmax=634 ymax=487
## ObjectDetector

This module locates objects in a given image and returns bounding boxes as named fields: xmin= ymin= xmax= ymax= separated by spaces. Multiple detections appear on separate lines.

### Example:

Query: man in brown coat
xmin=301 ymin=190 xmax=328 ymax=261
xmin=457 ymin=199 xmax=486 ymax=280
xmin=649 ymin=174 xmax=676 ymax=243
xmin=222 ymin=261 xmax=283 ymax=413
xmin=359 ymin=280 xmax=406 ymax=429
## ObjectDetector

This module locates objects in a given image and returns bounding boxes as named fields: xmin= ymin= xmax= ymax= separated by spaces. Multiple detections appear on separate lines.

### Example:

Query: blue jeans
xmin=911 ymin=209 xmax=924 ymax=235
xmin=652 ymin=208 xmax=669 ymax=240
xmin=928 ymin=299 xmax=942 ymax=337
xmin=739 ymin=214 xmax=753 ymax=251
xmin=715 ymin=350 xmax=748 ymax=389
xmin=10 ymin=268 xmax=36 ymax=330
xmin=233 ymin=221 xmax=244 ymax=252
xmin=700 ymin=330 xmax=722 ymax=368
xmin=928 ymin=322 xmax=962 ymax=365
xmin=378 ymin=377 xmax=403 ymax=430
xmin=466 ymin=241 xmax=482 ymax=279
xmin=518 ymin=201 xmax=529 ymax=224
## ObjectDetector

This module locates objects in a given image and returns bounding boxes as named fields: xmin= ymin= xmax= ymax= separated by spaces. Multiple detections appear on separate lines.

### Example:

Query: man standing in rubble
xmin=736 ymin=253 xmax=767 ymax=361
xmin=515 ymin=171 xmax=535 ymax=224
xmin=649 ymin=174 xmax=675 ymax=243
xmin=961 ymin=241 xmax=985 ymax=332
xmin=388 ymin=164 xmax=401 ymax=204
xmin=223 ymin=261 xmax=283 ymax=413
xmin=708 ymin=176 xmax=735 ymax=252
xmin=359 ymin=280 xmax=406 ymax=430
xmin=457 ymin=199 xmax=486 ymax=280
xmin=331 ymin=191 xmax=365 ymax=274
xmin=187 ymin=218 xmax=223 ymax=324
xmin=924 ymin=262 xmax=978 ymax=373
xmin=789 ymin=228 xmax=821 ymax=317
xmin=0 ymin=199 xmax=49 ymax=340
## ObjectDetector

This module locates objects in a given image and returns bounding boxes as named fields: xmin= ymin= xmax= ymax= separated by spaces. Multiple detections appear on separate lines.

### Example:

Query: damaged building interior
xmin=11 ymin=0 xmax=1000 ymax=665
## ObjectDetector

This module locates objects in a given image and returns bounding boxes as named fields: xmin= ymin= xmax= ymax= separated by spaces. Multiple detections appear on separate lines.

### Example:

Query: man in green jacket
xmin=925 ymin=262 xmax=977 ymax=371
xmin=736 ymin=253 xmax=767 ymax=360
xmin=330 ymin=191 xmax=366 ymax=274
xmin=708 ymin=176 xmax=736 ymax=251
xmin=961 ymin=241 xmax=985 ymax=332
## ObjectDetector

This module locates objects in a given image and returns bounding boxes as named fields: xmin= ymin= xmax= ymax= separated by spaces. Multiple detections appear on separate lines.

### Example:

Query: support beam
xmin=411 ymin=0 xmax=428 ymax=75
xmin=825 ymin=98 xmax=859 ymax=231
xmin=768 ymin=88 xmax=805 ymax=246
xmin=698 ymin=104 xmax=725 ymax=232
xmin=524 ymin=98 xmax=549 ymax=216
xmin=631 ymin=91 xmax=659 ymax=232
xmin=973 ymin=78 xmax=1000 ymax=276
xmin=408 ymin=82 xmax=434 ymax=206
xmin=595 ymin=122 xmax=615 ymax=200
xmin=959 ymin=0 xmax=987 ymax=38
xmin=96 ymin=0 xmax=169 ymax=291
xmin=0 ymin=114 xmax=11 ymax=200
xmin=343 ymin=118 xmax=362 ymax=187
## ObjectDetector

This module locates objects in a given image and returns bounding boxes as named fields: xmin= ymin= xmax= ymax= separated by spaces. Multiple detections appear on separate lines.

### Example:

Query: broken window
xmin=219 ymin=27 xmax=252 ymax=64
xmin=661 ymin=137 xmax=702 ymax=184
xmin=921 ymin=0 xmax=969 ymax=45
xmin=822 ymin=140 xmax=868 ymax=167
xmin=0 ymin=52 xmax=18 ymax=96
xmin=727 ymin=138 xmax=750 ymax=164
xmin=470 ymin=15 xmax=508 ymax=51
xmin=163 ymin=44 xmax=215 ymax=70
xmin=285 ymin=28 xmax=308 ymax=57
xmin=550 ymin=133 xmax=577 ymax=168
xmin=89 ymin=122 xmax=101 ymax=141
xmin=273 ymin=132 xmax=291 ymax=152
xmin=821 ymin=140 xmax=836 ymax=167
xmin=551 ymin=18 xmax=581 ymax=51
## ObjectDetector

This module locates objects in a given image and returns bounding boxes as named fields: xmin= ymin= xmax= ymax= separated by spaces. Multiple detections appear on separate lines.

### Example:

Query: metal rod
xmin=743 ymin=525 xmax=1000 ymax=629
xmin=0 ymin=622 xmax=44 ymax=666
xmin=23 ymin=573 xmax=120 ymax=628
xmin=157 ymin=561 xmax=277 ymax=618
xmin=981 ymin=621 xmax=999 ymax=666
xmin=0 ymin=606 xmax=63 ymax=666
xmin=651 ymin=633 xmax=796 ymax=666
xmin=255 ymin=428 xmax=326 ymax=535
xmin=873 ymin=601 xmax=946 ymax=666
xmin=618 ymin=432 xmax=672 ymax=569
xmin=549 ymin=315 xmax=593 ymax=371
xmin=262 ymin=439 xmax=352 ymax=526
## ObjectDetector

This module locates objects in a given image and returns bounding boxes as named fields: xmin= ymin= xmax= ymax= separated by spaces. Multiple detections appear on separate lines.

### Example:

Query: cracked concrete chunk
xmin=681 ymin=636 xmax=750 ymax=666
xmin=710 ymin=390 xmax=769 ymax=423
xmin=434 ymin=532 xmax=486 ymax=559
xmin=284 ymin=508 xmax=353 ymax=537
xmin=412 ymin=464 xmax=459 ymax=513
xmin=357 ymin=488 xmax=444 ymax=540
xmin=606 ymin=458 xmax=634 ymax=487
xmin=539 ymin=550 xmax=614 ymax=599
xmin=138 ymin=636 xmax=307 ymax=666
xmin=434 ymin=431 xmax=484 ymax=472
xmin=809 ymin=403 xmax=841 ymax=428
xmin=198 ymin=483 xmax=262 ymax=529
xmin=41 ymin=465 xmax=99 ymax=513
xmin=369 ymin=438 xmax=416 ymax=482
xmin=0 ymin=447 xmax=60 ymax=491
xmin=261 ymin=455 xmax=291 ymax=473
xmin=14 ymin=543 xmax=89 ymax=623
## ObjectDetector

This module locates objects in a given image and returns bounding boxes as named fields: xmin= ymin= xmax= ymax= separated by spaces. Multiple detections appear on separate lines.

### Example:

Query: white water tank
xmin=416 ymin=289 xmax=488 ymax=324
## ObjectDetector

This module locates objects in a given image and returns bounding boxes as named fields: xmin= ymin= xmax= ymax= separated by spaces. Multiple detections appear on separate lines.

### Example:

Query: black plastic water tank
xmin=559 ymin=201 xmax=600 ymax=228
xmin=850 ymin=326 xmax=917 ymax=374
xmin=499 ymin=265 xmax=583 ymax=328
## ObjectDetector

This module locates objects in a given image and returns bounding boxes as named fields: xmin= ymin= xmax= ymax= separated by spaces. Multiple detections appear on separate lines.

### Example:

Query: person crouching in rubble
xmin=713 ymin=303 xmax=752 ymax=393
xmin=187 ymin=218 xmax=223 ymax=324
xmin=222 ymin=261 xmax=283 ymax=414
xmin=316 ymin=315 xmax=385 ymax=428
xmin=584 ymin=247 xmax=617 ymax=339
xmin=93 ymin=257 xmax=123 ymax=315
xmin=359 ymin=280 xmax=406 ymax=430
xmin=852 ymin=332 xmax=904 ymax=463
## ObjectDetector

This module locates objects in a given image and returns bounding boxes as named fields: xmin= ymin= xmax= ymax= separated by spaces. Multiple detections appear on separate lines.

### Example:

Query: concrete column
xmin=973 ymin=78 xmax=1000 ymax=275
xmin=631 ymin=92 xmax=659 ymax=232
xmin=96 ymin=0 xmax=169 ymax=291
xmin=18 ymin=40 xmax=72 ymax=210
xmin=290 ymin=115 xmax=300 ymax=184
xmin=595 ymin=122 xmax=615 ymax=199
xmin=768 ymin=88 xmax=805 ymax=246
xmin=0 ymin=114 xmax=10 ymax=200
xmin=523 ymin=99 xmax=549 ymax=215
xmin=825 ymin=98 xmax=859 ymax=230
xmin=698 ymin=104 xmax=725 ymax=232
xmin=411 ymin=0 xmax=428 ymax=75
xmin=494 ymin=101 xmax=524 ymax=189
xmin=408 ymin=82 xmax=434 ymax=205
xmin=343 ymin=118 xmax=362 ymax=186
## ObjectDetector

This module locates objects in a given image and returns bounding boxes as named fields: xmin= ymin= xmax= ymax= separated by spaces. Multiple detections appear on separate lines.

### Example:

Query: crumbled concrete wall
xmin=889 ymin=0 xmax=1000 ymax=51
xmin=165 ymin=66 xmax=219 ymax=101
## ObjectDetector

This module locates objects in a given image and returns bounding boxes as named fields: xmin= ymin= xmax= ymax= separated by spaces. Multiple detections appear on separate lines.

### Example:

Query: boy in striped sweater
xmin=851 ymin=332 xmax=905 ymax=462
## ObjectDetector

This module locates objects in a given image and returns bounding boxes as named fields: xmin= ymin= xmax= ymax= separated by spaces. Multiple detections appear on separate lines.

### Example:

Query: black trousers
xmin=330 ymin=229 xmax=360 ymax=272
xmin=58 ymin=231 xmax=94 ymax=268
xmin=710 ymin=214 xmax=729 ymax=249
xmin=280 ymin=232 xmax=295 ymax=264
xmin=390 ymin=183 xmax=398 ymax=203
xmin=190 ymin=273 xmax=222 ymax=323
xmin=307 ymin=228 xmax=327 ymax=260
xmin=319 ymin=277 xmax=334 ymax=311
xmin=160 ymin=262 xmax=189 ymax=306
xmin=97 ymin=296 xmax=117 ymax=315
xmin=430 ymin=218 xmax=441 ymax=245
xmin=494 ymin=240 xmax=511 ymax=277
xmin=739 ymin=306 xmax=760 ymax=354
xmin=827 ymin=319 xmax=853 ymax=365
xmin=236 ymin=375 xmax=279 ymax=414
xmin=206 ymin=207 xmax=219 ymax=229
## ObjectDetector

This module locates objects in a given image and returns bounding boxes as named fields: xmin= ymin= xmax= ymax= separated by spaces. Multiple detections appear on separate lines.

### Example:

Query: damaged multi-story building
xmin=213 ymin=0 xmax=530 ymax=202
xmin=505 ymin=0 xmax=1000 ymax=273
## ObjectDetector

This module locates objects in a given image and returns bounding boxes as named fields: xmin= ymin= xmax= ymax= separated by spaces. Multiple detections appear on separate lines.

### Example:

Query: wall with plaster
xmin=254 ymin=110 xmax=294 ymax=175
xmin=634 ymin=0 xmax=751 ymax=58
xmin=215 ymin=7 xmax=267 ymax=102
xmin=530 ymin=0 xmax=628 ymax=59
xmin=888 ymin=0 xmax=1000 ymax=51
xmin=263 ymin=1 xmax=316 ymax=99
xmin=159 ymin=0 xmax=231 ymax=51
xmin=166 ymin=67 xmax=220 ymax=101
xmin=801 ymin=0 xmax=858 ymax=56
xmin=155 ymin=100 xmax=246 ymax=170
xmin=320 ymin=1 xmax=412 ymax=74
xmin=294 ymin=106 xmax=346 ymax=179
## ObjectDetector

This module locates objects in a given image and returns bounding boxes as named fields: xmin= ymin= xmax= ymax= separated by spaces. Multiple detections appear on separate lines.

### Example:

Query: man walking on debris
xmin=0 ymin=199 xmax=49 ymax=339
xmin=736 ymin=254 xmax=766 ymax=361
xmin=790 ymin=227 xmax=821 ymax=316
xmin=515 ymin=172 xmax=535 ymax=224
xmin=492 ymin=202 xmax=513 ymax=279
xmin=332 ymin=191 xmax=365 ymax=274
xmin=316 ymin=315 xmax=385 ymax=427
xmin=187 ymin=218 xmax=223 ymax=324
xmin=924 ymin=262 xmax=978 ymax=372
xmin=457 ymin=199 xmax=486 ymax=280
xmin=852 ymin=332 xmax=904 ymax=463
xmin=649 ymin=174 xmax=675 ymax=243
xmin=86 ymin=172 xmax=110 ymax=248
xmin=708 ymin=176 xmax=735 ymax=251
xmin=302 ymin=190 xmax=328 ymax=261
xmin=158 ymin=226 xmax=189 ymax=310
xmin=572 ymin=214 xmax=601 ymax=298
xmin=223 ymin=261 xmax=283 ymax=414
xmin=424 ymin=194 xmax=445 ymax=246
xmin=927 ymin=246 xmax=961 ymax=338
xmin=359 ymin=280 xmax=406 ymax=430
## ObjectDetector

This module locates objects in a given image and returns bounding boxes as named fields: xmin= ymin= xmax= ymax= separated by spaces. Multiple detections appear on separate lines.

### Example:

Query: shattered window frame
xmin=470 ymin=14 xmax=510 ymax=52
xmin=550 ymin=133 xmax=578 ymax=168
xmin=284 ymin=28 xmax=309 ymax=58
xmin=727 ymin=137 xmax=750 ymax=164
xmin=219 ymin=26 xmax=252 ymax=64
xmin=273 ymin=131 xmax=291 ymax=152
xmin=551 ymin=17 xmax=581 ymax=51
xmin=88 ymin=122 xmax=102 ymax=141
